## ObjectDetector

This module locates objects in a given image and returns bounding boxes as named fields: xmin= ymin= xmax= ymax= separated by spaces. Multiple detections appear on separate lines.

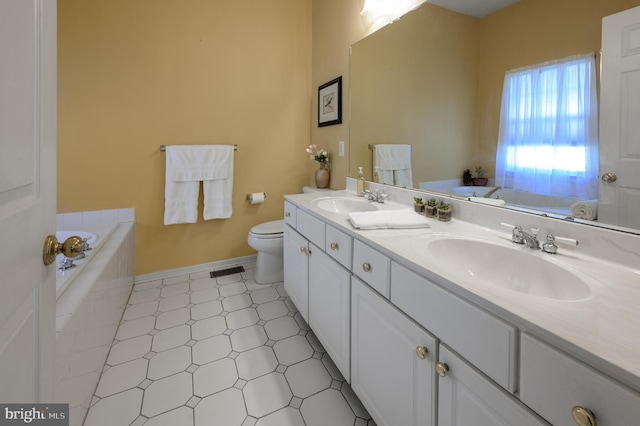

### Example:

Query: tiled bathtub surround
xmin=85 ymin=261 xmax=374 ymax=426
xmin=55 ymin=209 xmax=136 ymax=426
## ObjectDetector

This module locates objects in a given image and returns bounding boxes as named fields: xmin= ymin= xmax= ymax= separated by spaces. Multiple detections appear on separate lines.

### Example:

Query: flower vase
xmin=315 ymin=162 xmax=330 ymax=189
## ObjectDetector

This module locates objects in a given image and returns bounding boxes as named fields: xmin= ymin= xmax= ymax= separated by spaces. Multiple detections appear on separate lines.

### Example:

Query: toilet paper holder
xmin=246 ymin=193 xmax=267 ymax=201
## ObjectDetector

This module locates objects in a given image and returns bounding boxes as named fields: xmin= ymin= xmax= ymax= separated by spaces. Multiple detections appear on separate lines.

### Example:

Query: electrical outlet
xmin=339 ymin=141 xmax=345 ymax=157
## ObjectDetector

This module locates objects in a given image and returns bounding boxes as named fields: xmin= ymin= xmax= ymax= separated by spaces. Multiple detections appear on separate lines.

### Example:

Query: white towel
xmin=374 ymin=144 xmax=412 ymax=186
xmin=164 ymin=145 xmax=234 ymax=225
xmin=570 ymin=200 xmax=598 ymax=220
xmin=469 ymin=197 xmax=506 ymax=207
xmin=349 ymin=208 xmax=431 ymax=230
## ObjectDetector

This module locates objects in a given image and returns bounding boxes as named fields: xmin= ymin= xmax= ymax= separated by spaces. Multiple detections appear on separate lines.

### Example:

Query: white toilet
xmin=247 ymin=219 xmax=284 ymax=284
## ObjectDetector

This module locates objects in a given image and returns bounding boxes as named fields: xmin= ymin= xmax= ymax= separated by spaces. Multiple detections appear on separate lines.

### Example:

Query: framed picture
xmin=318 ymin=76 xmax=342 ymax=127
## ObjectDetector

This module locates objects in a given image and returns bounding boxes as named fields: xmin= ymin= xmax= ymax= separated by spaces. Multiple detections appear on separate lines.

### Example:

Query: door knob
xmin=43 ymin=234 xmax=83 ymax=266
xmin=571 ymin=406 xmax=596 ymax=426
xmin=601 ymin=172 xmax=617 ymax=182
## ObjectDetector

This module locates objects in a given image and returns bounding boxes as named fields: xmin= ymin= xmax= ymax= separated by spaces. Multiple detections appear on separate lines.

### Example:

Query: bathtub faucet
xmin=82 ymin=237 xmax=92 ymax=252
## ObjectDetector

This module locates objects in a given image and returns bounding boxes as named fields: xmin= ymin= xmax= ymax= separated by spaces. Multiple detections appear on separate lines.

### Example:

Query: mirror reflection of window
xmin=495 ymin=54 xmax=599 ymax=200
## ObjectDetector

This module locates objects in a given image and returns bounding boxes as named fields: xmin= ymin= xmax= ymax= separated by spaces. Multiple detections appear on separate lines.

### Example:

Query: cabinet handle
xmin=285 ymin=212 xmax=291 ymax=217
xmin=435 ymin=362 xmax=449 ymax=377
xmin=362 ymin=262 xmax=371 ymax=272
xmin=330 ymin=242 xmax=339 ymax=250
xmin=572 ymin=406 xmax=596 ymax=426
xmin=300 ymin=246 xmax=306 ymax=253
xmin=415 ymin=346 xmax=428 ymax=359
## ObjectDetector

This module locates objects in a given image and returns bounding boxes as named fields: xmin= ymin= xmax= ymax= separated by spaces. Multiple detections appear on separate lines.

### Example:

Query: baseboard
xmin=135 ymin=254 xmax=257 ymax=284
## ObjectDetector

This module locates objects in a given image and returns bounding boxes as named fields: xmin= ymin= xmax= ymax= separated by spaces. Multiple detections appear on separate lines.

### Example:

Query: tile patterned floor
xmin=84 ymin=261 xmax=375 ymax=426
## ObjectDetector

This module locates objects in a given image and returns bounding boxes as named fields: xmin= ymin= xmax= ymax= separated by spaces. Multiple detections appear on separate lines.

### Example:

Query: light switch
xmin=339 ymin=141 xmax=345 ymax=157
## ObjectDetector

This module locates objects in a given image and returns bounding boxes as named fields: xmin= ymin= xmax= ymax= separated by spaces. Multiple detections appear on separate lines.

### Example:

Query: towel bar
xmin=160 ymin=145 xmax=238 ymax=151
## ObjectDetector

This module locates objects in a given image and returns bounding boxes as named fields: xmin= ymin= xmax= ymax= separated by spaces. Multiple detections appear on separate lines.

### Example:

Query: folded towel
xmin=164 ymin=145 xmax=234 ymax=224
xmin=349 ymin=208 xmax=431 ymax=230
xmin=469 ymin=197 xmax=506 ymax=207
xmin=570 ymin=200 xmax=598 ymax=220
xmin=374 ymin=144 xmax=412 ymax=186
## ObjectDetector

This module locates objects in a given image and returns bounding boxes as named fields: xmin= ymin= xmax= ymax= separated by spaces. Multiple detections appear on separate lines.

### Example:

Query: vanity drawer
xmin=284 ymin=201 xmax=297 ymax=228
xmin=391 ymin=262 xmax=517 ymax=392
xmin=520 ymin=333 xmax=640 ymax=426
xmin=353 ymin=239 xmax=390 ymax=298
xmin=296 ymin=209 xmax=325 ymax=248
xmin=325 ymin=225 xmax=352 ymax=269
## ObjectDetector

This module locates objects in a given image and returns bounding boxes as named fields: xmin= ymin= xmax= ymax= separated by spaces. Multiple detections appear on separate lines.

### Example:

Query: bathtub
xmin=55 ymin=220 xmax=135 ymax=426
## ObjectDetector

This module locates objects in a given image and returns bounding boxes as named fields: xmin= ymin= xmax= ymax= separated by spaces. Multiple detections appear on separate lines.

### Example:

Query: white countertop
xmin=285 ymin=190 xmax=640 ymax=393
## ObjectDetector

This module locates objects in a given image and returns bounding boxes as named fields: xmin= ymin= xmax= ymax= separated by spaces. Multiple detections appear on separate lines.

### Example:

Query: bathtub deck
xmin=84 ymin=260 xmax=374 ymax=426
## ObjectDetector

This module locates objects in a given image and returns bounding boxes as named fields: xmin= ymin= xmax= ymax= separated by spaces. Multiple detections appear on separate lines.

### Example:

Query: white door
xmin=0 ymin=0 xmax=57 ymax=402
xmin=599 ymin=5 xmax=640 ymax=229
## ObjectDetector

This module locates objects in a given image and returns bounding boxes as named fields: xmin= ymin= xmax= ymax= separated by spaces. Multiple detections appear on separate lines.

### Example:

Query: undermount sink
xmin=313 ymin=197 xmax=406 ymax=216
xmin=424 ymin=237 xmax=592 ymax=301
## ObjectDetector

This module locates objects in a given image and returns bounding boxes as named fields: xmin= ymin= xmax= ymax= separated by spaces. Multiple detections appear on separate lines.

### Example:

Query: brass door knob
xmin=362 ymin=262 xmax=371 ymax=272
xmin=435 ymin=362 xmax=449 ymax=377
xmin=330 ymin=242 xmax=339 ymax=250
xmin=601 ymin=172 xmax=617 ymax=183
xmin=415 ymin=346 xmax=428 ymax=359
xmin=43 ymin=234 xmax=83 ymax=266
xmin=572 ymin=406 xmax=596 ymax=426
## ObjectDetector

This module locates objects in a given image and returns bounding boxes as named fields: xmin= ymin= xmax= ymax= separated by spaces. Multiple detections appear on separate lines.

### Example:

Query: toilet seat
xmin=249 ymin=219 xmax=284 ymax=238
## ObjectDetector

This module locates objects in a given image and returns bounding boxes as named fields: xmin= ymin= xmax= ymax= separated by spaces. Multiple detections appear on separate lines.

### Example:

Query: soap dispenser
xmin=357 ymin=166 xmax=365 ymax=196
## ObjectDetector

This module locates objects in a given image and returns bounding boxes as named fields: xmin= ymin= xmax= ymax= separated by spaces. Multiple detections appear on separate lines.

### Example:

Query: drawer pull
xmin=435 ymin=362 xmax=449 ymax=377
xmin=415 ymin=346 xmax=428 ymax=359
xmin=571 ymin=406 xmax=596 ymax=426
xmin=299 ymin=247 xmax=310 ymax=256
xmin=285 ymin=212 xmax=291 ymax=217
xmin=362 ymin=262 xmax=371 ymax=272
xmin=330 ymin=242 xmax=339 ymax=250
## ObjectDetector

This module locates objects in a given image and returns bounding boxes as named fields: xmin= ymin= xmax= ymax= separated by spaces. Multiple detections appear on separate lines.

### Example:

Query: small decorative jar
xmin=437 ymin=203 xmax=452 ymax=222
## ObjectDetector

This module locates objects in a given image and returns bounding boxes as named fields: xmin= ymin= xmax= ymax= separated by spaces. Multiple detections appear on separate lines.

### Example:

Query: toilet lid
xmin=250 ymin=219 xmax=284 ymax=236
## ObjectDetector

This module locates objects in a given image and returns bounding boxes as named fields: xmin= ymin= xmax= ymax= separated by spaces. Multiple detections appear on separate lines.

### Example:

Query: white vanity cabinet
xmin=520 ymin=333 xmax=640 ymax=426
xmin=283 ymin=205 xmax=352 ymax=381
xmin=351 ymin=277 xmax=437 ymax=426
xmin=437 ymin=345 xmax=548 ymax=426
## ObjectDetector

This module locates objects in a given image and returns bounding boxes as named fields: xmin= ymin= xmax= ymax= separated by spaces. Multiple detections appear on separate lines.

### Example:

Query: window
xmin=495 ymin=54 xmax=599 ymax=200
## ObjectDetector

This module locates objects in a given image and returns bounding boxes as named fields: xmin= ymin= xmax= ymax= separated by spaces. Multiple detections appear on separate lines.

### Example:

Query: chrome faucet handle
xmin=511 ymin=226 xmax=525 ymax=244
xmin=542 ymin=234 xmax=579 ymax=254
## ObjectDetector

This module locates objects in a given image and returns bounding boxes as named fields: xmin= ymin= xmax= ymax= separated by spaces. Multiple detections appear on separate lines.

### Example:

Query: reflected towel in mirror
xmin=570 ymin=200 xmax=598 ymax=220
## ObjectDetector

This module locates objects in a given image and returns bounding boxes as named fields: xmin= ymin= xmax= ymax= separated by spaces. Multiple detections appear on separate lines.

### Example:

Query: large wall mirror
xmin=350 ymin=0 xmax=640 ymax=233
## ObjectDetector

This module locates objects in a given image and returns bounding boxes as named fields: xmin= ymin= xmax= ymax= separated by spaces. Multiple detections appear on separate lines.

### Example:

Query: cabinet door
xmin=351 ymin=278 xmax=436 ymax=426
xmin=309 ymin=246 xmax=351 ymax=381
xmin=284 ymin=225 xmax=309 ymax=322
xmin=438 ymin=345 xmax=548 ymax=426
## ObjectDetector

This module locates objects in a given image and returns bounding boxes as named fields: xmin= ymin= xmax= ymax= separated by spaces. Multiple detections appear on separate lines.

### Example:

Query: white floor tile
xmin=192 ymin=334 xmax=231 ymax=365
xmin=162 ymin=274 xmax=189 ymax=285
xmin=191 ymin=299 xmax=223 ymax=320
xmin=155 ymin=307 xmax=191 ymax=330
xmin=217 ymin=274 xmax=244 ymax=287
xmin=285 ymin=359 xmax=332 ymax=398
xmin=116 ymin=316 xmax=156 ymax=340
xmin=106 ymin=335 xmax=152 ymax=366
xmin=300 ymin=389 xmax=355 ymax=426
xmin=230 ymin=325 xmax=268 ymax=352
xmin=195 ymin=388 xmax=246 ymax=426
xmin=190 ymin=287 xmax=220 ymax=304
xmin=226 ymin=308 xmax=259 ymax=329
xmin=161 ymin=282 xmax=190 ymax=297
xmin=141 ymin=372 xmax=193 ymax=417
xmin=255 ymin=407 xmax=305 ymax=426
xmin=250 ymin=287 xmax=280 ymax=304
xmin=193 ymin=357 xmax=238 ymax=397
xmin=158 ymin=294 xmax=190 ymax=312
xmin=243 ymin=372 xmax=292 ymax=418
xmin=273 ymin=335 xmax=314 ymax=366
xmin=189 ymin=277 xmax=216 ymax=291
xmin=145 ymin=406 xmax=194 ymax=426
xmin=84 ymin=388 xmax=143 ymax=426
xmin=256 ymin=300 xmax=289 ymax=320
xmin=264 ymin=316 xmax=300 ymax=341
xmin=95 ymin=358 xmax=148 ymax=397
xmin=219 ymin=281 xmax=247 ymax=296
xmin=133 ymin=279 xmax=162 ymax=292
xmin=147 ymin=345 xmax=192 ymax=380
xmin=222 ymin=294 xmax=253 ymax=311
xmin=152 ymin=325 xmax=191 ymax=352
xmin=305 ymin=330 xmax=326 ymax=353
xmin=122 ymin=300 xmax=159 ymax=320
xmin=191 ymin=315 xmax=227 ymax=341
xmin=236 ymin=346 xmax=278 ymax=380
xmin=129 ymin=288 xmax=161 ymax=305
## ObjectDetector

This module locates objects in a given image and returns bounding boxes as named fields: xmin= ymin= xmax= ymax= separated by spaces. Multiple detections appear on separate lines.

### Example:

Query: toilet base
xmin=254 ymin=251 xmax=284 ymax=284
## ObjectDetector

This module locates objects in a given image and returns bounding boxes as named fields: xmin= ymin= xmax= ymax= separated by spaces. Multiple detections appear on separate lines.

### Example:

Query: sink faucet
xmin=361 ymin=189 xmax=388 ymax=203
xmin=511 ymin=226 xmax=540 ymax=249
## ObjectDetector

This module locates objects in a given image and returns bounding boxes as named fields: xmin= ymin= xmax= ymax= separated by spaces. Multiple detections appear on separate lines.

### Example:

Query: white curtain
xmin=495 ymin=53 xmax=599 ymax=200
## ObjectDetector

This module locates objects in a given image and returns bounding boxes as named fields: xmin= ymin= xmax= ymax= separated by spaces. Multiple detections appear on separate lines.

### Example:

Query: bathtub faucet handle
xmin=82 ymin=237 xmax=92 ymax=252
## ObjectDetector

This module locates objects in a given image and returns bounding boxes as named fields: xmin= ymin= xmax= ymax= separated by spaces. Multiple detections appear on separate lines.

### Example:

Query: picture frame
xmin=318 ymin=76 xmax=342 ymax=127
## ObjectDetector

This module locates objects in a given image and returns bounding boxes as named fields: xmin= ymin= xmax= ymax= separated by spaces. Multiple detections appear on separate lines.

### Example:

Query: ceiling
xmin=427 ymin=0 xmax=522 ymax=17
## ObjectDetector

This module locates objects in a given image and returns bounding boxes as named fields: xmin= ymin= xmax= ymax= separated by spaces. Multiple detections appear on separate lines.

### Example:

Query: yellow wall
xmin=58 ymin=0 xmax=312 ymax=274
